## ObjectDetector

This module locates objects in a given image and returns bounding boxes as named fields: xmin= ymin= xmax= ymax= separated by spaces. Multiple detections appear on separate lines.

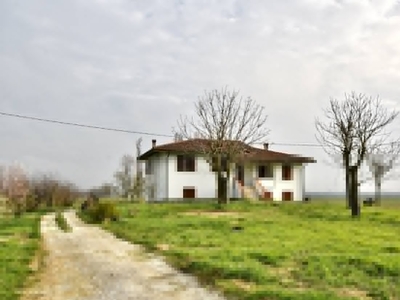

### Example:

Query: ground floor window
xmin=183 ymin=187 xmax=196 ymax=198
xmin=263 ymin=191 xmax=273 ymax=200
xmin=282 ymin=191 xmax=293 ymax=201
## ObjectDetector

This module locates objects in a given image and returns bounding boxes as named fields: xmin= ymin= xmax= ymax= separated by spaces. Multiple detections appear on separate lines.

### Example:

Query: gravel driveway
xmin=21 ymin=210 xmax=226 ymax=300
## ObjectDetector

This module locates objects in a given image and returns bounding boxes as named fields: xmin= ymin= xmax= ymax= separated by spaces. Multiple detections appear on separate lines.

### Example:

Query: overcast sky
xmin=1 ymin=0 xmax=400 ymax=193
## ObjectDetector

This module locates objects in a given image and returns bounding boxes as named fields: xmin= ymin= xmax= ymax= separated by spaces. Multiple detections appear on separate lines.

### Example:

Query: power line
xmin=5 ymin=110 xmax=395 ymax=148
xmin=0 ymin=111 xmax=173 ymax=138
xmin=0 ymin=110 xmax=323 ymax=146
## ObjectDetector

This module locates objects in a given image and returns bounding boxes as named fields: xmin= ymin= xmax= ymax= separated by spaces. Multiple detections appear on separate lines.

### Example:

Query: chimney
xmin=152 ymin=139 xmax=156 ymax=148
xmin=263 ymin=143 xmax=269 ymax=150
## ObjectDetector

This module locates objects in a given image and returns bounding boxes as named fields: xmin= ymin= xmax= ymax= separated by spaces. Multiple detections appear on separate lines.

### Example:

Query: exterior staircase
xmin=242 ymin=185 xmax=258 ymax=200
xmin=236 ymin=180 xmax=273 ymax=201
xmin=236 ymin=180 xmax=258 ymax=200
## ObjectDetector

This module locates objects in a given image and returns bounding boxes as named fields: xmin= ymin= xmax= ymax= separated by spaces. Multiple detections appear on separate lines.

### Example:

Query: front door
xmin=236 ymin=165 xmax=244 ymax=185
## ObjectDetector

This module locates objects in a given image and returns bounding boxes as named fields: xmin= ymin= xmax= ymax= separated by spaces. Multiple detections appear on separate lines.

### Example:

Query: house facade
xmin=138 ymin=139 xmax=316 ymax=201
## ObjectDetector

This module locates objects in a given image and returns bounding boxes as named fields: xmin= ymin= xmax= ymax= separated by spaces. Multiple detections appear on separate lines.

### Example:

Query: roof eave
xmin=137 ymin=149 xmax=158 ymax=160
xmin=244 ymin=157 xmax=317 ymax=164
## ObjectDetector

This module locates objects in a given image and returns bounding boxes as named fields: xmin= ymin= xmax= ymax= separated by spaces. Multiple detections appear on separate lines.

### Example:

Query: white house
xmin=138 ymin=139 xmax=316 ymax=201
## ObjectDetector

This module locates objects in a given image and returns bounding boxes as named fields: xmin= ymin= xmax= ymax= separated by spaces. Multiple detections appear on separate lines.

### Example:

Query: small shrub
xmin=55 ymin=211 xmax=72 ymax=232
xmin=6 ymin=196 xmax=26 ymax=217
xmin=84 ymin=201 xmax=119 ymax=223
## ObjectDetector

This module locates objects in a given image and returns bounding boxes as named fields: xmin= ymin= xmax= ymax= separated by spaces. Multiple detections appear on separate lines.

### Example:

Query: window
xmin=258 ymin=164 xmax=273 ymax=178
xmin=282 ymin=191 xmax=293 ymax=201
xmin=263 ymin=191 xmax=273 ymax=200
xmin=211 ymin=155 xmax=228 ymax=172
xmin=183 ymin=187 xmax=196 ymax=198
xmin=177 ymin=155 xmax=195 ymax=172
xmin=145 ymin=160 xmax=152 ymax=175
xmin=282 ymin=164 xmax=292 ymax=180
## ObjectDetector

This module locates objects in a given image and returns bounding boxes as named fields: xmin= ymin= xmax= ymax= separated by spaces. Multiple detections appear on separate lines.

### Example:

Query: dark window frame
xmin=183 ymin=187 xmax=196 ymax=198
xmin=177 ymin=154 xmax=196 ymax=172
xmin=258 ymin=164 xmax=273 ymax=178
xmin=263 ymin=191 xmax=273 ymax=200
xmin=282 ymin=164 xmax=292 ymax=180
xmin=145 ymin=159 xmax=152 ymax=175
xmin=282 ymin=191 xmax=293 ymax=201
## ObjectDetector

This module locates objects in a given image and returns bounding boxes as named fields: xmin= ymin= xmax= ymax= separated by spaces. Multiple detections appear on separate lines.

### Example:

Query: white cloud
xmin=1 ymin=0 xmax=400 ymax=192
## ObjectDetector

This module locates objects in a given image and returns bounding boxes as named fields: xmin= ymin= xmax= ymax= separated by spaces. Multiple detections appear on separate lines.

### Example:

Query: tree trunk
xmin=215 ymin=153 xmax=228 ymax=205
xmin=349 ymin=166 xmax=360 ymax=217
xmin=345 ymin=169 xmax=350 ymax=208
xmin=226 ymin=166 xmax=230 ymax=204
xmin=217 ymin=173 xmax=227 ymax=204
xmin=344 ymin=153 xmax=351 ymax=208
xmin=375 ymin=179 xmax=381 ymax=206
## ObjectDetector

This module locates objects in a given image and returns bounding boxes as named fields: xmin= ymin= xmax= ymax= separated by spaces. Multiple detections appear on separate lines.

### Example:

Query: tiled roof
xmin=138 ymin=139 xmax=316 ymax=163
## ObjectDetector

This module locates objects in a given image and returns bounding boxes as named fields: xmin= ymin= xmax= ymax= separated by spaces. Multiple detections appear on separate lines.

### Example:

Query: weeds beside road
xmin=0 ymin=212 xmax=42 ymax=300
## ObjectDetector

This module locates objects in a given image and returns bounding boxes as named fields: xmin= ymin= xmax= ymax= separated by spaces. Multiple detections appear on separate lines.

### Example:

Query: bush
xmin=84 ymin=201 xmax=119 ymax=223
xmin=25 ymin=193 xmax=40 ymax=212
xmin=6 ymin=196 xmax=26 ymax=217
xmin=55 ymin=211 xmax=72 ymax=232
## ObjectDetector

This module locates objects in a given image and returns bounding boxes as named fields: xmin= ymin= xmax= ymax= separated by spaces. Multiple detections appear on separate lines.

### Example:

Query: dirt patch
xmin=335 ymin=287 xmax=373 ymax=300
xmin=267 ymin=265 xmax=309 ymax=291
xmin=231 ymin=279 xmax=255 ymax=291
xmin=181 ymin=211 xmax=246 ymax=218
xmin=268 ymin=265 xmax=372 ymax=298
xmin=156 ymin=243 xmax=170 ymax=251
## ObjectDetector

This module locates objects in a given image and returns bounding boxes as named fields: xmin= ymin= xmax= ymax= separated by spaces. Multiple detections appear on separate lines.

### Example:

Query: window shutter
xmin=177 ymin=155 xmax=184 ymax=171
xmin=187 ymin=156 xmax=195 ymax=171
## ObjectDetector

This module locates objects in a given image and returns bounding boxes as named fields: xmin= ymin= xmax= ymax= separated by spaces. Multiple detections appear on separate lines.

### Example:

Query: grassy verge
xmin=55 ymin=211 xmax=72 ymax=232
xmin=0 ymin=212 xmax=43 ymax=300
xmin=91 ymin=199 xmax=400 ymax=300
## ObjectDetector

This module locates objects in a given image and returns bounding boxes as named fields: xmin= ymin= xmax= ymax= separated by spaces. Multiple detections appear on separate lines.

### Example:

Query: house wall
xmin=144 ymin=153 xmax=168 ymax=201
xmin=244 ymin=163 xmax=255 ymax=186
xmin=258 ymin=163 xmax=304 ymax=201
xmin=144 ymin=154 xmax=308 ymax=201
xmin=168 ymin=155 xmax=217 ymax=199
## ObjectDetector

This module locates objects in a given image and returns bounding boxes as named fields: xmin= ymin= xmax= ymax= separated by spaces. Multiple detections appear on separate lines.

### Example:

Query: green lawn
xmin=0 ymin=212 xmax=43 ymax=300
xmin=98 ymin=199 xmax=400 ymax=300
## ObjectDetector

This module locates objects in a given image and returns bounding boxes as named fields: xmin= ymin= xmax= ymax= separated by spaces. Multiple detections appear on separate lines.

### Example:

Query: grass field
xmin=0 ymin=212 xmax=43 ymax=300
xmin=99 ymin=199 xmax=400 ymax=300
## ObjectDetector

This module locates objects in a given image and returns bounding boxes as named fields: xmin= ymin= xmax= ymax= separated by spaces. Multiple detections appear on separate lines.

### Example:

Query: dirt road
xmin=21 ymin=210 xmax=226 ymax=300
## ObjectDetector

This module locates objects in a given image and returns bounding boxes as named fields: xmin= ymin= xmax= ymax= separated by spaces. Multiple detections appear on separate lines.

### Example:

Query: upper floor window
xmin=211 ymin=155 xmax=228 ymax=172
xmin=282 ymin=164 xmax=292 ymax=180
xmin=258 ymin=164 xmax=273 ymax=178
xmin=145 ymin=160 xmax=152 ymax=175
xmin=177 ymin=155 xmax=195 ymax=172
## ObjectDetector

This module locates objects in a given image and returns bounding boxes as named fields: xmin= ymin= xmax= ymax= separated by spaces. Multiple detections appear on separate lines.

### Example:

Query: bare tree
xmin=3 ymin=164 xmax=30 ymax=216
xmin=114 ymin=154 xmax=135 ymax=199
xmin=315 ymin=92 xmax=398 ymax=213
xmin=174 ymin=87 xmax=269 ymax=204
xmin=28 ymin=174 xmax=78 ymax=210
xmin=174 ymin=132 xmax=184 ymax=142
xmin=133 ymin=137 xmax=145 ymax=200
xmin=365 ymin=141 xmax=400 ymax=205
